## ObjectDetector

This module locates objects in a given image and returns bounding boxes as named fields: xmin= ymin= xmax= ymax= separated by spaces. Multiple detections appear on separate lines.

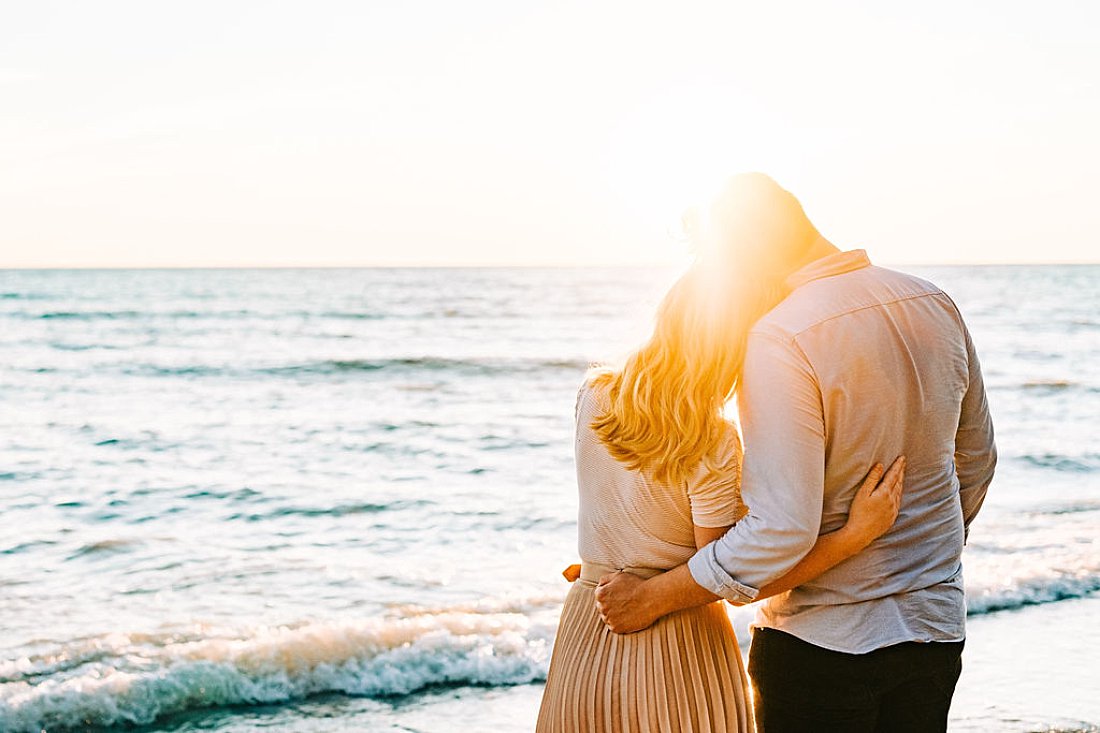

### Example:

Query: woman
xmin=536 ymin=260 xmax=905 ymax=733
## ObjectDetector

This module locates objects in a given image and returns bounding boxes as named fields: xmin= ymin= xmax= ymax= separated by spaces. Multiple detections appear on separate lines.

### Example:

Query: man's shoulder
xmin=752 ymin=265 xmax=949 ymax=343
xmin=869 ymin=265 xmax=947 ymax=298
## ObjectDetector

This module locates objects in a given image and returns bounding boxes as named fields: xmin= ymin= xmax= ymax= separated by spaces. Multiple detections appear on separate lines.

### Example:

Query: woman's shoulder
xmin=685 ymin=420 xmax=742 ymax=487
xmin=714 ymin=420 xmax=743 ymax=461
xmin=574 ymin=375 xmax=596 ymax=420
xmin=576 ymin=370 xmax=613 ymax=412
xmin=580 ymin=366 xmax=614 ymax=390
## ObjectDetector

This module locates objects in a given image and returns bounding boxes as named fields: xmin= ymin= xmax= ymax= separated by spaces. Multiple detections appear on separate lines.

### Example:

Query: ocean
xmin=1 ymin=265 xmax=1097 ymax=732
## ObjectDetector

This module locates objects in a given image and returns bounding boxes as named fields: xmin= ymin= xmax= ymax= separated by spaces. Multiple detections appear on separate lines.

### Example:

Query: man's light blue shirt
xmin=688 ymin=250 xmax=997 ymax=653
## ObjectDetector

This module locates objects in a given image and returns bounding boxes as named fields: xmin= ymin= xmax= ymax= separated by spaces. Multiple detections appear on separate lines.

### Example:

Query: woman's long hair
xmin=589 ymin=173 xmax=813 ymax=486
xmin=588 ymin=260 xmax=787 ymax=487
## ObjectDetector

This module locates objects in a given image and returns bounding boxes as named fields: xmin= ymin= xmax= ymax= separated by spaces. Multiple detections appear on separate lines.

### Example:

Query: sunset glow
xmin=1 ymin=1 xmax=1097 ymax=267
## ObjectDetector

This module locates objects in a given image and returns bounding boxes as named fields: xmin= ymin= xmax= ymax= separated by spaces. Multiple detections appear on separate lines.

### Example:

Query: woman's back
xmin=537 ymin=379 xmax=754 ymax=733
xmin=574 ymin=380 xmax=746 ymax=571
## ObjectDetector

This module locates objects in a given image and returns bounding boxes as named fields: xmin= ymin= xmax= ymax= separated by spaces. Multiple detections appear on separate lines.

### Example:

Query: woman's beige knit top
xmin=574 ymin=380 xmax=747 ymax=571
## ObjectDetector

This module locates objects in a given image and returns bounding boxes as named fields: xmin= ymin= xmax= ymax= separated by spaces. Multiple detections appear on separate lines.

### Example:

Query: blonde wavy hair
xmin=589 ymin=173 xmax=816 ymax=487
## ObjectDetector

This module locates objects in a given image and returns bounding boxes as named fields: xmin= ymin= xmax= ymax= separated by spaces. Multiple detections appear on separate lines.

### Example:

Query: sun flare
xmin=600 ymin=82 xmax=798 ymax=243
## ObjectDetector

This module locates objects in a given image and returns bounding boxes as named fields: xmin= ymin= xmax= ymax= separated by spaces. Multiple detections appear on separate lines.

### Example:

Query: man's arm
xmin=595 ymin=459 xmax=906 ymax=630
xmin=690 ymin=331 xmax=826 ymax=597
xmin=595 ymin=331 xmax=827 ymax=630
xmin=954 ymin=319 xmax=996 ymax=538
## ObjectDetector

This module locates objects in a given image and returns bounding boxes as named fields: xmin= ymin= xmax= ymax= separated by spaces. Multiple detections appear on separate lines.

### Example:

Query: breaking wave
xmin=0 ymin=597 xmax=561 ymax=732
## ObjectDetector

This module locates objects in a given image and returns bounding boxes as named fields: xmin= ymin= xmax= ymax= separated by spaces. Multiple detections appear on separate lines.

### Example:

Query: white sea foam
xmin=0 ymin=601 xmax=559 ymax=732
xmin=965 ymin=556 xmax=1100 ymax=615
xmin=963 ymin=508 xmax=1100 ymax=615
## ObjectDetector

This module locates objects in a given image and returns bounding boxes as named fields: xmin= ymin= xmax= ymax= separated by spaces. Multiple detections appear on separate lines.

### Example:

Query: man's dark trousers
xmin=748 ymin=627 xmax=964 ymax=733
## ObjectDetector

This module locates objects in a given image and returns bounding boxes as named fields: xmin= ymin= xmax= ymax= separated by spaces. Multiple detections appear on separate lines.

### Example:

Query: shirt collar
xmin=784 ymin=249 xmax=871 ymax=291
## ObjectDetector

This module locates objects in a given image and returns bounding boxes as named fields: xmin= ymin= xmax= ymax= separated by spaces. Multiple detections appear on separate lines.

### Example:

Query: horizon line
xmin=1 ymin=261 xmax=1097 ymax=271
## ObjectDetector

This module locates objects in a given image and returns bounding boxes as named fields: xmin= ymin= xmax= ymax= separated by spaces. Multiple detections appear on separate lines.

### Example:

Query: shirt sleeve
xmin=688 ymin=330 xmax=826 ymax=603
xmin=687 ymin=427 xmax=748 ymax=528
xmin=954 ymin=319 xmax=997 ymax=540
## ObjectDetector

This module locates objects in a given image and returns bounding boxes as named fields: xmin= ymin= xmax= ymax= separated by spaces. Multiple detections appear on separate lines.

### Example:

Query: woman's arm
xmin=748 ymin=456 xmax=905 ymax=602
xmin=694 ymin=524 xmax=732 ymax=550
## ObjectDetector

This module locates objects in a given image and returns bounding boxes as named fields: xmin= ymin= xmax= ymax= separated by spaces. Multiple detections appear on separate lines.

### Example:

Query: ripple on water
xmin=66 ymin=538 xmax=141 ymax=560
xmin=1020 ymin=453 xmax=1100 ymax=472
xmin=1 ymin=539 xmax=59 ymax=555
xmin=230 ymin=499 xmax=432 ymax=522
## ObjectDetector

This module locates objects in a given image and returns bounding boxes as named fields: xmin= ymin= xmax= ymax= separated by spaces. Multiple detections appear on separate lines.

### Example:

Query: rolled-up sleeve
xmin=688 ymin=331 xmax=826 ymax=602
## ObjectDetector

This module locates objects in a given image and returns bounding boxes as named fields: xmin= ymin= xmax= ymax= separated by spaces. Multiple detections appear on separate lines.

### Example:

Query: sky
xmin=1 ymin=1 xmax=1098 ymax=267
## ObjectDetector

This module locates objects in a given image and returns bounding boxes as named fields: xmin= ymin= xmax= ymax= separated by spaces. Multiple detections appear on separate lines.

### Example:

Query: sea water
xmin=0 ymin=265 xmax=1097 ymax=732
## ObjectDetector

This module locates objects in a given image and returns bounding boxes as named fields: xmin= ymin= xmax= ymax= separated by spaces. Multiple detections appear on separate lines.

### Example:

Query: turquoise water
xmin=1 ymin=265 xmax=1097 ymax=731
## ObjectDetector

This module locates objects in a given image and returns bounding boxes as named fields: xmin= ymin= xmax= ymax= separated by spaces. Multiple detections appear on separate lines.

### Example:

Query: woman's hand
xmin=843 ymin=456 xmax=905 ymax=550
xmin=750 ymin=456 xmax=907 ymax=602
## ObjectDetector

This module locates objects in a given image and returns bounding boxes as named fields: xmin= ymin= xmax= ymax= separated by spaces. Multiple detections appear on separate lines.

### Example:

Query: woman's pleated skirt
xmin=536 ymin=567 xmax=753 ymax=733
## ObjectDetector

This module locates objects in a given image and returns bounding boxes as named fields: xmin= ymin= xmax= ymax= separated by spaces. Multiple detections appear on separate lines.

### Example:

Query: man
xmin=595 ymin=174 xmax=997 ymax=732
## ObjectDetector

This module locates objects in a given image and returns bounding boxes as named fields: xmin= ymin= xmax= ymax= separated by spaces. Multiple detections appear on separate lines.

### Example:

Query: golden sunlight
xmin=600 ymin=81 xmax=800 ymax=242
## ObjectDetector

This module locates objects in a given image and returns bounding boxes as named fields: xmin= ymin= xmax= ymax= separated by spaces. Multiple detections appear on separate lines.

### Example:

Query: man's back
xmin=689 ymin=249 xmax=997 ymax=653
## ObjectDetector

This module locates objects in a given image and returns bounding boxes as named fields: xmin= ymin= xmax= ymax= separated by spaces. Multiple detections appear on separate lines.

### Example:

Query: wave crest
xmin=0 ymin=603 xmax=558 ymax=732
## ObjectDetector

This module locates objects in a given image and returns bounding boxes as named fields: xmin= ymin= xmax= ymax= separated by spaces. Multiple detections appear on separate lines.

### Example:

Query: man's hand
xmin=594 ymin=571 xmax=658 ymax=634
xmin=595 ymin=564 xmax=721 ymax=633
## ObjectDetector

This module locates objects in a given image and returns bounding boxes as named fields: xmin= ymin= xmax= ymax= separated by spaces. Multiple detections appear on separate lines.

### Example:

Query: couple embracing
xmin=536 ymin=174 xmax=997 ymax=733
